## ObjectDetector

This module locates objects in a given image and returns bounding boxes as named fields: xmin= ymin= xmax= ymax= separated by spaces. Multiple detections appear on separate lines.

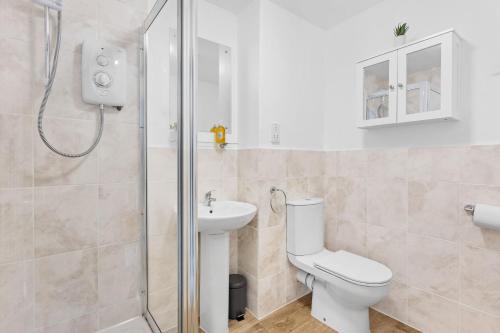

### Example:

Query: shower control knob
xmin=94 ymin=71 xmax=112 ymax=88
xmin=96 ymin=55 xmax=109 ymax=66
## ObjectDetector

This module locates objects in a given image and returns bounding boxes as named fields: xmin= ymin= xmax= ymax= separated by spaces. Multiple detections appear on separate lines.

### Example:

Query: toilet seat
xmin=314 ymin=250 xmax=392 ymax=287
xmin=288 ymin=249 xmax=392 ymax=287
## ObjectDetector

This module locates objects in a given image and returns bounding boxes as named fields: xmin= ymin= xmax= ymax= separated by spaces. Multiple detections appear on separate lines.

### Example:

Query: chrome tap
xmin=204 ymin=190 xmax=216 ymax=207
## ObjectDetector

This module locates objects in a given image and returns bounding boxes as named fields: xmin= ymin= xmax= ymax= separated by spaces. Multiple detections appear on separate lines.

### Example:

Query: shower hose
xmin=37 ymin=10 xmax=104 ymax=158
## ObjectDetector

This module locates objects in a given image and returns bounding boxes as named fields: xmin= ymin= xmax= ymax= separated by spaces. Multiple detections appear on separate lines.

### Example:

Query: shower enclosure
xmin=140 ymin=0 xmax=198 ymax=332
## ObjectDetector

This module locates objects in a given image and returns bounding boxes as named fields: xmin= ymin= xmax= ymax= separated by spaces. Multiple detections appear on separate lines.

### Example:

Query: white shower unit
xmin=81 ymin=40 xmax=127 ymax=107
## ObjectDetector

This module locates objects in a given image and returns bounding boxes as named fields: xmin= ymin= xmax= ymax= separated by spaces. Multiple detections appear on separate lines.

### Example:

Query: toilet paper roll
xmin=473 ymin=204 xmax=500 ymax=230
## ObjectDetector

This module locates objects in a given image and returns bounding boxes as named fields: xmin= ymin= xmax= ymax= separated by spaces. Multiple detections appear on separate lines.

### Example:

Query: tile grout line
xmin=30 ymin=104 xmax=36 ymax=331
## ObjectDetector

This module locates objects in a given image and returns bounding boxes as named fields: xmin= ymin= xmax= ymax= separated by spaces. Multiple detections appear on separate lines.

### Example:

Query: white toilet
xmin=287 ymin=198 xmax=392 ymax=333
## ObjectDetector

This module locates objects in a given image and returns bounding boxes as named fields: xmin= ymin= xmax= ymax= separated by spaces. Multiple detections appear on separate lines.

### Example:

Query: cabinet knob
xmin=389 ymin=84 xmax=395 ymax=91
xmin=398 ymin=83 xmax=404 ymax=88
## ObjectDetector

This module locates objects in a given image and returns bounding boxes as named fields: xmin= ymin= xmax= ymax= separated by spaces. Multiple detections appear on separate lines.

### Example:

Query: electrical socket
xmin=271 ymin=123 xmax=280 ymax=145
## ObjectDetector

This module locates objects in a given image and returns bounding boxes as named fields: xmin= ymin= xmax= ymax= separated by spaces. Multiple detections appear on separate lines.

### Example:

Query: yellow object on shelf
xmin=210 ymin=125 xmax=226 ymax=145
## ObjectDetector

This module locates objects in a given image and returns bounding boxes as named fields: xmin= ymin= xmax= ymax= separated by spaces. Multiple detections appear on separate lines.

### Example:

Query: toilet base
xmin=311 ymin=281 xmax=370 ymax=333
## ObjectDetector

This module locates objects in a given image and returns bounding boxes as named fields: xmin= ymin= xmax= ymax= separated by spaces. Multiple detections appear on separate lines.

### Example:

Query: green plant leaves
xmin=394 ymin=22 xmax=409 ymax=36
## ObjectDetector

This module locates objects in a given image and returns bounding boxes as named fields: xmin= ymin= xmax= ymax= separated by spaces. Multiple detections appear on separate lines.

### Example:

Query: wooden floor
xmin=227 ymin=294 xmax=420 ymax=333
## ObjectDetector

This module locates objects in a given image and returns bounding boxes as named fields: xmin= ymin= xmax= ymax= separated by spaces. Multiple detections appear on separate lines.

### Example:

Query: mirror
xmin=197 ymin=37 xmax=232 ymax=134
xmin=168 ymin=35 xmax=233 ymax=141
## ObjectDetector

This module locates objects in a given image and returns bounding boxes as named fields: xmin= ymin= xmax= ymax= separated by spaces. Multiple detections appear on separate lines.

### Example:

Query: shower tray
xmin=97 ymin=317 xmax=152 ymax=333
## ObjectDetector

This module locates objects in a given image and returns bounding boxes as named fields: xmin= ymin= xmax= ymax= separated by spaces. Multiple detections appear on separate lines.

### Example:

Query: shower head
xmin=32 ymin=0 xmax=63 ymax=11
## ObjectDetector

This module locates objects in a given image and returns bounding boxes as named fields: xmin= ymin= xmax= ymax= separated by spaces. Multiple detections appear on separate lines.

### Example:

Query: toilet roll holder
xmin=464 ymin=204 xmax=475 ymax=216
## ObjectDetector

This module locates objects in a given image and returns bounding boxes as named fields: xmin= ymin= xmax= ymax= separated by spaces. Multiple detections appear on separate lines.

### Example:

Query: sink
xmin=199 ymin=201 xmax=257 ymax=333
xmin=198 ymin=201 xmax=257 ymax=232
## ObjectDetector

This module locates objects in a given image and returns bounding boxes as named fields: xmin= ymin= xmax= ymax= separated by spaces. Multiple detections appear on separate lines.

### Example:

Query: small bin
xmin=229 ymin=274 xmax=247 ymax=321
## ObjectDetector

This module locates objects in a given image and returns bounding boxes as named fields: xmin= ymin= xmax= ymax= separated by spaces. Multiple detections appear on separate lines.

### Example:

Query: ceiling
xmin=206 ymin=0 xmax=386 ymax=30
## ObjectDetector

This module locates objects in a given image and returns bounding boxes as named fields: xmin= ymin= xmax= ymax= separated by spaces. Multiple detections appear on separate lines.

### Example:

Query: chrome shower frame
xmin=139 ymin=0 xmax=199 ymax=332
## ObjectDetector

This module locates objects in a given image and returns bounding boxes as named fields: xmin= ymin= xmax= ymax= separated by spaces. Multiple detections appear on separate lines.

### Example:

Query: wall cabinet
xmin=356 ymin=30 xmax=461 ymax=128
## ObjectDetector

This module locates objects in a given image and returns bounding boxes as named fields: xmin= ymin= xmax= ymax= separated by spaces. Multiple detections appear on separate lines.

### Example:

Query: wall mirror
xmin=197 ymin=37 xmax=232 ymax=141
xmin=169 ymin=34 xmax=234 ymax=144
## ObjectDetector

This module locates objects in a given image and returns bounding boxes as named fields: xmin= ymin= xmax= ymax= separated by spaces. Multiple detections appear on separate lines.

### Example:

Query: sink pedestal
xmin=200 ymin=231 xmax=230 ymax=333
xmin=198 ymin=201 xmax=257 ymax=333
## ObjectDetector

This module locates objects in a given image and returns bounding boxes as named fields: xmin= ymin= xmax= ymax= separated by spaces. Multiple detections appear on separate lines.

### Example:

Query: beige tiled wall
xmin=0 ymin=0 xmax=146 ymax=331
xmin=2 ymin=3 xmax=500 ymax=332
xmin=146 ymin=147 xmax=178 ymax=332
xmin=146 ymin=147 xmax=239 ymax=332
xmin=237 ymin=149 xmax=324 ymax=319
xmin=197 ymin=148 xmax=240 ymax=292
xmin=198 ymin=149 xmax=239 ymax=274
xmin=327 ymin=145 xmax=500 ymax=332
xmin=236 ymin=146 xmax=500 ymax=332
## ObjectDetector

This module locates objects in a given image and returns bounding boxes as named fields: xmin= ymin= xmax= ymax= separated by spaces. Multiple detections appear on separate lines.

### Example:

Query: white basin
xmin=198 ymin=201 xmax=257 ymax=232
xmin=199 ymin=201 xmax=257 ymax=333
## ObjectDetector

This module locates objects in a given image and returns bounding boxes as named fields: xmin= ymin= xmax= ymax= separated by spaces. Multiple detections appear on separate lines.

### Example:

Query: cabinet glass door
xmin=357 ymin=52 xmax=397 ymax=127
xmin=405 ymin=44 xmax=441 ymax=114
xmin=397 ymin=32 xmax=454 ymax=123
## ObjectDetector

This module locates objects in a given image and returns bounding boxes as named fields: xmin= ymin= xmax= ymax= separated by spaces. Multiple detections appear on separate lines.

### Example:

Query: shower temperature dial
xmin=96 ymin=55 xmax=109 ymax=66
xmin=94 ymin=71 xmax=112 ymax=88
xmin=81 ymin=40 xmax=126 ymax=107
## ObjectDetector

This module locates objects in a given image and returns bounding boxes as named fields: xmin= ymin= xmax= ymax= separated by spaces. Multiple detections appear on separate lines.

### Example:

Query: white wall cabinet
xmin=356 ymin=29 xmax=461 ymax=128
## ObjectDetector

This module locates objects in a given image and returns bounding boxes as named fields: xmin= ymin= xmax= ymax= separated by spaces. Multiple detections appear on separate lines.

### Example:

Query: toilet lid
xmin=314 ymin=250 xmax=392 ymax=286
xmin=286 ymin=198 xmax=323 ymax=206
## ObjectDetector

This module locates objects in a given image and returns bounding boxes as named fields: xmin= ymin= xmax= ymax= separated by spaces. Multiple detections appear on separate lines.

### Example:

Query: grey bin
xmin=229 ymin=274 xmax=247 ymax=321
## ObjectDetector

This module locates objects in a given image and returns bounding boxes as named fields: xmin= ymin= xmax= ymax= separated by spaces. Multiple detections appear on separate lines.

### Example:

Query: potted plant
xmin=393 ymin=22 xmax=409 ymax=46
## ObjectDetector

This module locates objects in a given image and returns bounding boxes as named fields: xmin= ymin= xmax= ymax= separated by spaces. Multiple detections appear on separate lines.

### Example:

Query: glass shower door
xmin=141 ymin=0 xmax=198 ymax=332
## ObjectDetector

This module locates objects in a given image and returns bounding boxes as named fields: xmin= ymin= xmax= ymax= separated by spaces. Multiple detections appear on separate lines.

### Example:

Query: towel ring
xmin=270 ymin=186 xmax=287 ymax=214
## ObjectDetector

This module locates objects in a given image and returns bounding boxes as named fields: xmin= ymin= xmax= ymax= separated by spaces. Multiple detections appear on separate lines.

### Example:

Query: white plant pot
xmin=394 ymin=35 xmax=407 ymax=47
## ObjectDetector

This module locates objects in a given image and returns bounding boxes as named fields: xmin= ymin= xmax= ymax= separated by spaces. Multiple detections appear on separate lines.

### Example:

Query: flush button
xmin=96 ymin=55 xmax=109 ymax=66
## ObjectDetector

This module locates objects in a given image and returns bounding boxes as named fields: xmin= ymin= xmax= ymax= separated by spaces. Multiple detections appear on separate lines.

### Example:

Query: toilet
xmin=287 ymin=198 xmax=392 ymax=333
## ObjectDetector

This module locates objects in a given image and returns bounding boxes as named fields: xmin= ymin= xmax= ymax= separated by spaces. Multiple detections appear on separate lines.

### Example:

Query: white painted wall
xmin=324 ymin=0 xmax=500 ymax=150
xmin=237 ymin=0 xmax=326 ymax=149
xmin=146 ymin=0 xmax=177 ymax=148
xmin=146 ymin=0 xmax=238 ymax=147
xmin=149 ymin=0 xmax=500 ymax=151
xmin=237 ymin=0 xmax=261 ymax=148
xmin=198 ymin=0 xmax=238 ymax=48
xmin=147 ymin=0 xmax=326 ymax=150
xmin=259 ymin=0 xmax=326 ymax=150
xmin=198 ymin=0 xmax=239 ymax=145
